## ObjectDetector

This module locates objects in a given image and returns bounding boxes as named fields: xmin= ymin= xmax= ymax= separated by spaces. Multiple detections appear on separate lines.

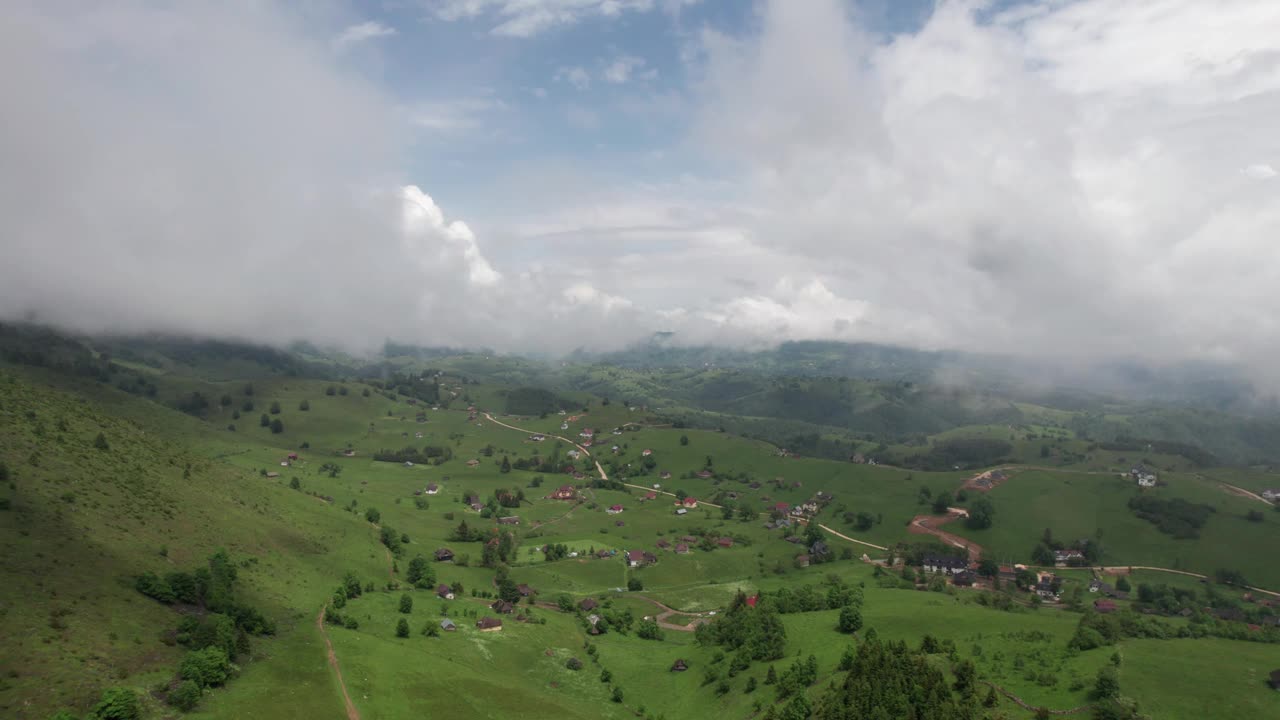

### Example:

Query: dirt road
xmin=1218 ymin=482 xmax=1273 ymax=506
xmin=316 ymin=604 xmax=360 ymax=720
xmin=908 ymin=511 xmax=983 ymax=561
xmin=816 ymin=524 xmax=888 ymax=552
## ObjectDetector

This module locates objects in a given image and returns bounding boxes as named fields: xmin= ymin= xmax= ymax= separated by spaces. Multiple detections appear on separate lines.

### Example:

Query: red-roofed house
xmin=644 ymin=491 xmax=657 ymax=501
xmin=774 ymin=502 xmax=790 ymax=513
xmin=717 ymin=537 xmax=734 ymax=548
xmin=746 ymin=595 xmax=758 ymax=608
xmin=551 ymin=485 xmax=577 ymax=500
xmin=607 ymin=504 xmax=624 ymax=514
xmin=642 ymin=449 xmax=653 ymax=456
xmin=681 ymin=497 xmax=698 ymax=508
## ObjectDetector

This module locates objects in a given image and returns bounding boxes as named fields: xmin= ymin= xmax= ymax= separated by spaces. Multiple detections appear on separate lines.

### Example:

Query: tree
xmin=1115 ymin=576 xmax=1131 ymax=592
xmin=406 ymin=555 xmax=433 ymax=588
xmin=299 ymin=399 xmax=310 ymax=411
xmin=289 ymin=477 xmax=301 ymax=490
xmin=566 ymin=657 xmax=584 ymax=671
xmin=91 ymin=687 xmax=140 ymax=720
xmin=500 ymin=456 xmax=511 ymax=474
xmin=746 ymin=676 xmax=757 ymax=692
xmin=977 ymin=558 xmax=999 ymax=577
xmin=680 ymin=435 xmax=689 ymax=446
xmin=611 ymin=687 xmax=624 ymax=703
xmin=220 ymin=393 xmax=233 ymax=407
xmin=1093 ymin=666 xmax=1120 ymax=700
xmin=319 ymin=462 xmax=342 ymax=478
xmin=180 ymin=647 xmax=231 ymax=687
xmin=343 ymin=572 xmax=363 ymax=599
xmin=765 ymin=665 xmax=778 ymax=685
xmin=399 ymin=593 xmax=413 ymax=614
xmin=627 ymin=577 xmax=643 ymax=592
xmin=362 ymin=388 xmax=370 ymax=397
xmin=837 ymin=605 xmax=862 ymax=634
xmin=965 ymin=496 xmax=995 ymax=530
xmin=270 ymin=418 xmax=284 ymax=434
xmin=983 ymin=686 xmax=998 ymax=707
xmin=93 ymin=432 xmax=110 ymax=451
xmin=243 ymin=383 xmax=254 ymax=396
xmin=932 ymin=491 xmax=953 ymax=515
xmin=259 ymin=413 xmax=270 ymax=428
xmin=168 ymin=679 xmax=202 ymax=711
xmin=365 ymin=508 xmax=381 ymax=524
xmin=600 ymin=668 xmax=613 ymax=683
xmin=326 ymin=385 xmax=337 ymax=396
xmin=396 ymin=618 xmax=410 ymax=637
xmin=269 ymin=401 xmax=282 ymax=414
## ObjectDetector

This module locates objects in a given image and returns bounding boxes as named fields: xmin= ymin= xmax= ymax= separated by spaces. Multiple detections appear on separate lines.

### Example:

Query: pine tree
xmin=399 ymin=594 xmax=413 ymax=614
xmin=765 ymin=665 xmax=777 ymax=685
xmin=395 ymin=618 xmax=410 ymax=638
xmin=93 ymin=432 xmax=110 ymax=451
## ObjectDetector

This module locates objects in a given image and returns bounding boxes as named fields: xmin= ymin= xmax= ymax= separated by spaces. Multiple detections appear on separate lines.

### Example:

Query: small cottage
xmin=476 ymin=617 xmax=503 ymax=632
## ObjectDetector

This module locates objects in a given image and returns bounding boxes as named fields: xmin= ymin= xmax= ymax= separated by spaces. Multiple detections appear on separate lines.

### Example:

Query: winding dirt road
xmin=908 ymin=511 xmax=983 ymax=561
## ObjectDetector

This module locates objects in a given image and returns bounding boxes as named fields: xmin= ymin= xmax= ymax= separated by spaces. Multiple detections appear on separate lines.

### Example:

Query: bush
xmin=566 ymin=657 xmax=584 ymax=671
xmin=396 ymin=619 xmax=410 ymax=638
xmin=299 ymin=400 xmax=310 ymax=411
xmin=91 ymin=687 xmax=140 ymax=720
xmin=180 ymin=646 xmax=232 ymax=687
xmin=627 ymin=578 xmax=643 ymax=592
xmin=168 ymin=679 xmax=202 ymax=711
xmin=399 ymin=594 xmax=413 ymax=614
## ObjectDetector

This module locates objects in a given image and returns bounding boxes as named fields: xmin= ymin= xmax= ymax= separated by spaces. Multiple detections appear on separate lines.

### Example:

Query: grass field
xmin=5 ymin=358 xmax=1280 ymax=720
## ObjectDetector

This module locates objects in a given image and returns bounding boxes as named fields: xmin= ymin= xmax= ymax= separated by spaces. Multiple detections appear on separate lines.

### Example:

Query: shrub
xmin=566 ymin=657 xmax=584 ymax=671
xmin=168 ymin=679 xmax=202 ymax=711
xmin=91 ymin=687 xmax=140 ymax=720
xmin=396 ymin=619 xmax=410 ymax=638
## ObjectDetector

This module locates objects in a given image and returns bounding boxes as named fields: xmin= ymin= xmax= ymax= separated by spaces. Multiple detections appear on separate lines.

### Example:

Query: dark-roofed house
xmin=434 ymin=548 xmax=454 ymax=562
xmin=518 ymin=584 xmax=536 ymax=597
xmin=675 ymin=543 xmax=690 ymax=554
xmin=794 ymin=554 xmax=811 ymax=568
xmin=440 ymin=618 xmax=456 ymax=631
xmin=425 ymin=483 xmax=439 ymax=494
xmin=476 ymin=617 xmax=503 ymax=632
xmin=953 ymin=570 xmax=977 ymax=587
xmin=436 ymin=584 xmax=455 ymax=600
xmin=656 ymin=539 xmax=671 ymax=550
xmin=491 ymin=600 xmax=515 ymax=614
xmin=716 ymin=537 xmax=734 ymax=548
xmin=498 ymin=516 xmax=520 ymax=525
xmin=1094 ymin=599 xmax=1118 ymax=614
xmin=923 ymin=556 xmax=968 ymax=575
xmin=551 ymin=485 xmax=577 ymax=500
xmin=671 ymin=659 xmax=689 ymax=672
xmin=579 ymin=598 xmax=598 ymax=611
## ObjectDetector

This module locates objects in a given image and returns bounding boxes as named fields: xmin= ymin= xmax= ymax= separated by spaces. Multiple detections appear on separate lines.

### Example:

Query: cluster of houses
xmin=674 ymin=496 xmax=698 ymax=515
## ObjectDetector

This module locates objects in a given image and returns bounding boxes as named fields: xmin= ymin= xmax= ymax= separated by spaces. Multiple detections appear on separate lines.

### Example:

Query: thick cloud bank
xmin=4 ymin=1 xmax=1280 ymax=379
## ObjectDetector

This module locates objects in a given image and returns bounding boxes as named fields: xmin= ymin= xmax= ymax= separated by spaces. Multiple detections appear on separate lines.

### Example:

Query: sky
xmin=4 ymin=0 xmax=1280 ymax=378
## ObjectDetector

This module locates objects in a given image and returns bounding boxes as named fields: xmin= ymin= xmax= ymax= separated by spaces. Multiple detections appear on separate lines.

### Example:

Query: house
xmin=466 ymin=459 xmax=480 ymax=467
xmin=1054 ymin=549 xmax=1086 ymax=567
xmin=1089 ymin=579 xmax=1115 ymax=594
xmin=809 ymin=541 xmax=830 ymax=559
xmin=642 ymin=449 xmax=653 ymax=456
xmin=644 ymin=492 xmax=658 ymax=501
xmin=436 ymin=584 xmax=455 ymax=600
xmin=491 ymin=600 xmax=515 ymax=614
xmin=440 ymin=618 xmax=457 ymax=631
xmin=425 ymin=483 xmax=439 ymax=495
xmin=681 ymin=497 xmax=699 ymax=508
xmin=560 ymin=423 xmax=569 ymax=430
xmin=580 ymin=428 xmax=595 ymax=439
xmin=774 ymin=502 xmax=790 ymax=513
xmin=342 ymin=449 xmax=356 ymax=457
xmin=675 ymin=543 xmax=690 ymax=554
xmin=923 ymin=556 xmax=967 ymax=575
xmin=470 ymin=502 xmax=484 ymax=512
xmin=660 ymin=471 xmax=672 ymax=480
xmin=287 ymin=452 xmax=299 ymax=460
xmin=607 ymin=504 xmax=624 ymax=514
xmin=1130 ymin=465 xmax=1157 ymax=488
xmin=498 ymin=516 xmax=520 ymax=525
xmin=953 ymin=570 xmax=977 ymax=587
xmin=656 ymin=539 xmax=671 ymax=549
xmin=675 ymin=508 xmax=688 ymax=515
xmin=518 ymin=584 xmax=536 ymax=597
xmin=1094 ymin=599 xmax=1118 ymax=614
xmin=1261 ymin=489 xmax=1280 ymax=502
xmin=716 ymin=537 xmax=734 ymax=548
xmin=551 ymin=485 xmax=577 ymax=500
xmin=671 ymin=659 xmax=689 ymax=672
xmin=586 ymin=614 xmax=602 ymax=634
xmin=1035 ymin=577 xmax=1061 ymax=601
xmin=794 ymin=554 xmax=811 ymax=568
xmin=626 ymin=550 xmax=658 ymax=567
xmin=434 ymin=548 xmax=454 ymax=562
xmin=579 ymin=598 xmax=598 ymax=611
xmin=265 ymin=472 xmax=280 ymax=478
xmin=696 ymin=470 xmax=713 ymax=479
xmin=567 ymin=449 xmax=581 ymax=459
xmin=476 ymin=617 xmax=503 ymax=632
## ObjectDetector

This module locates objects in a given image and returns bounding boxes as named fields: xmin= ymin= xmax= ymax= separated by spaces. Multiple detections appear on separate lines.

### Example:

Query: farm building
xmin=716 ymin=537 xmax=734 ymax=548
xmin=476 ymin=617 xmax=503 ymax=632
xmin=626 ymin=550 xmax=657 ymax=567
xmin=425 ymin=483 xmax=439 ymax=494
xmin=794 ymin=554 xmax=811 ymax=568
xmin=671 ymin=659 xmax=688 ymax=672
xmin=466 ymin=459 xmax=480 ymax=467
xmin=579 ymin=598 xmax=598 ymax=611
xmin=498 ymin=516 xmax=520 ymax=525
xmin=923 ymin=556 xmax=967 ymax=575
xmin=518 ymin=584 xmax=536 ymax=597
xmin=675 ymin=543 xmax=690 ymax=554
xmin=434 ymin=548 xmax=455 ymax=562
xmin=440 ymin=618 xmax=456 ymax=631
xmin=681 ymin=497 xmax=698 ymax=508
xmin=551 ymin=485 xmax=577 ymax=500
xmin=491 ymin=600 xmax=515 ymax=614
xmin=641 ymin=449 xmax=652 ymax=456
xmin=1054 ymin=549 xmax=1086 ymax=566
xmin=1130 ymin=465 xmax=1157 ymax=487
xmin=436 ymin=584 xmax=455 ymax=600
xmin=607 ymin=504 xmax=624 ymax=514
xmin=675 ymin=508 xmax=688 ymax=515
xmin=953 ymin=570 xmax=977 ymax=587
xmin=695 ymin=470 xmax=713 ymax=479
xmin=1094 ymin=599 xmax=1118 ymax=614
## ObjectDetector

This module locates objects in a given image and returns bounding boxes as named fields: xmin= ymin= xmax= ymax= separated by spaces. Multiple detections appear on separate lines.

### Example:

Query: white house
xmin=1130 ymin=465 xmax=1157 ymax=487
xmin=1261 ymin=488 xmax=1280 ymax=502
xmin=923 ymin=556 xmax=967 ymax=575
xmin=425 ymin=483 xmax=439 ymax=495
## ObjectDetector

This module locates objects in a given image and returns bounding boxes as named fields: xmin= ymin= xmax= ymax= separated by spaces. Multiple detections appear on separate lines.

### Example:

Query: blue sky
xmin=5 ymin=1 xmax=1280 ymax=383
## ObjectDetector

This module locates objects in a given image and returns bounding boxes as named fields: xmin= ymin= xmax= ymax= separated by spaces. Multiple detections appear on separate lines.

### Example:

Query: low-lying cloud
xmin=4 ymin=1 xmax=1280 ymax=384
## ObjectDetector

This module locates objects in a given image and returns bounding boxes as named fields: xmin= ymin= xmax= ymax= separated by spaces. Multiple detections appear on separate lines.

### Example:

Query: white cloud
xmin=602 ymin=55 xmax=652 ymax=84
xmin=333 ymin=20 xmax=396 ymax=50
xmin=555 ymin=65 xmax=591 ymax=90
xmin=430 ymin=0 xmax=657 ymax=37
xmin=408 ymin=96 xmax=506 ymax=132
xmin=1243 ymin=163 xmax=1277 ymax=180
